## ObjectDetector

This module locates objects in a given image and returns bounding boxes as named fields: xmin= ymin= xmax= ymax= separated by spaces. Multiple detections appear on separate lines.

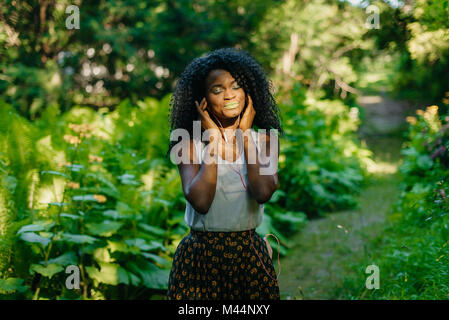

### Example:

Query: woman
xmin=167 ymin=47 xmax=283 ymax=300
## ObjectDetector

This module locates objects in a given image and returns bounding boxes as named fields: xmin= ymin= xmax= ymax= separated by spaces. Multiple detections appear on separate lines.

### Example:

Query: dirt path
xmin=357 ymin=93 xmax=415 ymax=136
xmin=278 ymin=94 xmax=411 ymax=300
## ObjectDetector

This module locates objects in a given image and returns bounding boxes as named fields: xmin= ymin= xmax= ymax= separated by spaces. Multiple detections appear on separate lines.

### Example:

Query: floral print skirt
xmin=167 ymin=228 xmax=280 ymax=300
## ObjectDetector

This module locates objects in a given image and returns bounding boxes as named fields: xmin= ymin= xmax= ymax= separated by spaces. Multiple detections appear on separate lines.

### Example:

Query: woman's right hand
xmin=195 ymin=98 xmax=224 ymax=142
xmin=195 ymin=98 xmax=218 ymax=130
xmin=195 ymin=98 xmax=223 ymax=164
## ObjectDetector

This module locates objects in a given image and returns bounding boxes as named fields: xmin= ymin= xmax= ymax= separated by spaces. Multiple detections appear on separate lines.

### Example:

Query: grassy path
xmin=278 ymin=94 xmax=411 ymax=300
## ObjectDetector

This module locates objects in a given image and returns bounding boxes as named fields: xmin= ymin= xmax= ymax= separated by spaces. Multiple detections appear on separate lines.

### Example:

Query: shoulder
xmin=250 ymin=129 xmax=270 ymax=144
xmin=173 ymin=138 xmax=201 ymax=166
xmin=252 ymin=129 xmax=280 ymax=153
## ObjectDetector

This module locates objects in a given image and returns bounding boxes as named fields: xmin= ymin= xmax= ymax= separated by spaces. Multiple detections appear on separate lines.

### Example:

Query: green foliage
xmin=0 ymin=0 xmax=276 ymax=118
xmin=0 ymin=278 xmax=29 ymax=295
xmin=0 ymin=84 xmax=370 ymax=299
xmin=369 ymin=0 xmax=449 ymax=105
xmin=1 ymin=0 xmax=448 ymax=300
xmin=0 ymin=157 xmax=16 ymax=276
xmin=273 ymin=83 xmax=371 ymax=217
xmin=0 ymin=0 xmax=383 ymax=299
xmin=252 ymin=0 xmax=372 ymax=99
xmin=0 ymin=97 xmax=185 ymax=299
xmin=339 ymin=105 xmax=449 ymax=299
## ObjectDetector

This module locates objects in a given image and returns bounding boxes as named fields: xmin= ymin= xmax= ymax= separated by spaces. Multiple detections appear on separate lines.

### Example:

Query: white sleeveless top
xmin=184 ymin=129 xmax=264 ymax=232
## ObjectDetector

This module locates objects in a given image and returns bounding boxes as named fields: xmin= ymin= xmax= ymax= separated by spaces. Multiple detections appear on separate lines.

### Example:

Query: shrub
xmin=338 ymin=105 xmax=449 ymax=299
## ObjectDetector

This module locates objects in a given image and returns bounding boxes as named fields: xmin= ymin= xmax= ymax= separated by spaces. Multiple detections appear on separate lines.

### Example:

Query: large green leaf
xmin=48 ymin=202 xmax=70 ymax=207
xmin=141 ymin=252 xmax=171 ymax=268
xmin=40 ymin=170 xmax=69 ymax=178
xmin=65 ymin=164 xmax=84 ymax=172
xmin=59 ymin=233 xmax=97 ymax=244
xmin=17 ymin=220 xmax=55 ymax=234
xmin=269 ymin=190 xmax=286 ymax=202
xmin=86 ymin=220 xmax=124 ymax=237
xmin=138 ymin=223 xmax=166 ymax=237
xmin=102 ymin=210 xmax=119 ymax=219
xmin=118 ymin=173 xmax=140 ymax=185
xmin=44 ymin=251 xmax=78 ymax=266
xmin=60 ymin=213 xmax=80 ymax=220
xmin=124 ymin=238 xmax=165 ymax=252
xmin=30 ymin=264 xmax=64 ymax=278
xmin=85 ymin=172 xmax=119 ymax=197
xmin=20 ymin=232 xmax=51 ymax=247
xmin=0 ymin=278 xmax=29 ymax=294
xmin=416 ymin=155 xmax=433 ymax=170
xmin=107 ymin=240 xmax=139 ymax=254
xmin=72 ymin=194 xmax=99 ymax=202
xmin=93 ymin=247 xmax=113 ymax=263
xmin=116 ymin=201 xmax=133 ymax=215
xmin=274 ymin=211 xmax=307 ymax=225
xmin=86 ymin=262 xmax=135 ymax=286
xmin=126 ymin=260 xmax=169 ymax=290
xmin=147 ymin=240 xmax=167 ymax=251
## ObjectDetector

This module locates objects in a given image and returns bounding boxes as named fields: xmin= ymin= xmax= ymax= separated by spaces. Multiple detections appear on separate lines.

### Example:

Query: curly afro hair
xmin=167 ymin=47 xmax=283 ymax=156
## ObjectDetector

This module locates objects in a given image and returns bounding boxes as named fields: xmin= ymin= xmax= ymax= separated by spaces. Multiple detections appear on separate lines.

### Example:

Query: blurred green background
xmin=0 ymin=0 xmax=448 ymax=300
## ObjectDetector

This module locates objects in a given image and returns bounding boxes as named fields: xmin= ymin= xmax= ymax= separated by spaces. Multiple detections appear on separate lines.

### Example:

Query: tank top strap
xmin=192 ymin=138 xmax=204 ymax=165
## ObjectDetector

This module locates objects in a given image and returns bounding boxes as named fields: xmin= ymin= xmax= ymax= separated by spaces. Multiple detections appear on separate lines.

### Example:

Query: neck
xmin=211 ymin=115 xmax=241 ymax=144
xmin=215 ymin=116 xmax=239 ymax=130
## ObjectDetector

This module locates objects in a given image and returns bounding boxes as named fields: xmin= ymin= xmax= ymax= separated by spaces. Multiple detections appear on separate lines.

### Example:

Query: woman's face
xmin=204 ymin=69 xmax=246 ymax=122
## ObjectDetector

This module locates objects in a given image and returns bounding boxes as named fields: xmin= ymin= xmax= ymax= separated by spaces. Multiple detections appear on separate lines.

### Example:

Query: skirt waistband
xmin=190 ymin=228 xmax=256 ymax=238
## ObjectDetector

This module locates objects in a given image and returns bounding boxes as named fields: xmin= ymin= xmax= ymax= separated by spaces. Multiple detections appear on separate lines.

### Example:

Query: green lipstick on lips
xmin=224 ymin=101 xmax=239 ymax=109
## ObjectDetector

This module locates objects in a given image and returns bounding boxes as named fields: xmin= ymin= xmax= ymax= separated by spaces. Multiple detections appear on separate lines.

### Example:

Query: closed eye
xmin=210 ymin=81 xmax=241 ymax=94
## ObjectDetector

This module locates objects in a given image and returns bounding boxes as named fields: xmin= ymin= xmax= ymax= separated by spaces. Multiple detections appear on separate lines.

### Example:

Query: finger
xmin=248 ymin=95 xmax=256 ymax=115
xmin=204 ymin=110 xmax=218 ymax=128
xmin=248 ymin=95 xmax=254 ymax=109
xmin=195 ymin=101 xmax=203 ymax=115
xmin=243 ymin=98 xmax=252 ymax=115
xmin=201 ymin=97 xmax=207 ymax=111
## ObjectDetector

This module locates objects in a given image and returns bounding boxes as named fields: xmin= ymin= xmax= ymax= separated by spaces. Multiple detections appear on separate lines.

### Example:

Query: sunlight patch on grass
xmin=357 ymin=95 xmax=383 ymax=105
xmin=366 ymin=160 xmax=398 ymax=175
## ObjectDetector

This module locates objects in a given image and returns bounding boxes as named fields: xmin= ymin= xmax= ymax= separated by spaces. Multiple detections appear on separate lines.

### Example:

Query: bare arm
xmin=238 ymin=94 xmax=279 ymax=204
xmin=177 ymin=135 xmax=221 ymax=215
xmin=176 ymin=97 xmax=225 ymax=214
xmin=243 ymin=131 xmax=279 ymax=204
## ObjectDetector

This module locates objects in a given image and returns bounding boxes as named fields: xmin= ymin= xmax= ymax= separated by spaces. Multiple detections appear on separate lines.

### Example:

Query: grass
xmin=278 ymin=135 xmax=405 ymax=299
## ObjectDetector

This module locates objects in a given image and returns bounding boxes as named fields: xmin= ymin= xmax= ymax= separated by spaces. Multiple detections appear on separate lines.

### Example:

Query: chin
xmin=222 ymin=108 xmax=243 ymax=118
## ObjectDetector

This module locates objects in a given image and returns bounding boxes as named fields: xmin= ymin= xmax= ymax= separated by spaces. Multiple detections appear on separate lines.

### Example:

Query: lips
xmin=224 ymin=101 xmax=239 ymax=109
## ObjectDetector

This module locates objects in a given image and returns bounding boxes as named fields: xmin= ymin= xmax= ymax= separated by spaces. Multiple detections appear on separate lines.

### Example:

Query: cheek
xmin=206 ymin=94 xmax=221 ymax=112
xmin=238 ymin=91 xmax=246 ymax=108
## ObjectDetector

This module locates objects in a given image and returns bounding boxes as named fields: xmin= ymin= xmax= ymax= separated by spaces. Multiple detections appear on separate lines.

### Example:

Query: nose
xmin=224 ymin=88 xmax=235 ymax=100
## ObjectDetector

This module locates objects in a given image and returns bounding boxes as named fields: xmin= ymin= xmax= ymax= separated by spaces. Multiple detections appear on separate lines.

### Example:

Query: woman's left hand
xmin=238 ymin=94 xmax=256 ymax=132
